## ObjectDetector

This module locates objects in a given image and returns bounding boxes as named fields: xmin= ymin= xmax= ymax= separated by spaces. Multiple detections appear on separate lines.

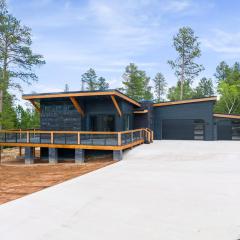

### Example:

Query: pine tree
xmin=168 ymin=27 xmax=204 ymax=100
xmin=0 ymin=0 xmax=45 ymax=129
xmin=64 ymin=83 xmax=69 ymax=92
xmin=81 ymin=68 xmax=98 ymax=91
xmin=193 ymin=77 xmax=214 ymax=98
xmin=167 ymin=81 xmax=194 ymax=101
xmin=122 ymin=63 xmax=153 ymax=101
xmin=15 ymin=105 xmax=39 ymax=129
xmin=97 ymin=77 xmax=109 ymax=90
xmin=153 ymin=72 xmax=167 ymax=102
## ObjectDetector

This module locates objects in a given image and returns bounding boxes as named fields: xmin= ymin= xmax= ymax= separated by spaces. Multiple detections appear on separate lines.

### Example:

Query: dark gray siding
xmin=40 ymin=98 xmax=82 ymax=131
xmin=40 ymin=96 xmax=134 ymax=131
xmin=153 ymin=101 xmax=215 ymax=140
xmin=216 ymin=119 xmax=232 ymax=140
xmin=133 ymin=101 xmax=153 ymax=130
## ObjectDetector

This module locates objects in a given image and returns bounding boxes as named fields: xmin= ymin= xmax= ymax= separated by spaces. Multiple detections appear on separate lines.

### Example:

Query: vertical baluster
xmin=118 ymin=132 xmax=121 ymax=146
xmin=51 ymin=132 xmax=54 ymax=144
xmin=77 ymin=132 xmax=80 ymax=144
xmin=27 ymin=131 xmax=29 ymax=143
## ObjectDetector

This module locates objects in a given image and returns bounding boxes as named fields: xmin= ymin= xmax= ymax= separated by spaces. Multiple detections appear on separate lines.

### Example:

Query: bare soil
xmin=0 ymin=148 xmax=114 ymax=205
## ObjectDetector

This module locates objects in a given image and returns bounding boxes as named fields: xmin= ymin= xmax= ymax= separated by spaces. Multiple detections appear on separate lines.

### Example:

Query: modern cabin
xmin=0 ymin=89 xmax=239 ymax=164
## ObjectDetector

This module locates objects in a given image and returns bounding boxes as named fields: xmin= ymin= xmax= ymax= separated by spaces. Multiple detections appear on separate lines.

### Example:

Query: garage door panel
xmin=162 ymin=119 xmax=194 ymax=140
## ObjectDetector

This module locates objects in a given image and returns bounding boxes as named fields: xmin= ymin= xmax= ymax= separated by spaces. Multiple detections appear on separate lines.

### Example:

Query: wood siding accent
xmin=153 ymin=97 xmax=217 ymax=107
xmin=213 ymin=113 xmax=240 ymax=120
xmin=69 ymin=97 xmax=84 ymax=117
xmin=22 ymin=91 xmax=141 ymax=107
xmin=29 ymin=99 xmax=40 ymax=112
xmin=111 ymin=95 xmax=122 ymax=116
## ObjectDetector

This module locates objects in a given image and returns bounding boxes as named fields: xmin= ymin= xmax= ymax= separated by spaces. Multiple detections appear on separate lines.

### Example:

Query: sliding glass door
xmin=89 ymin=115 xmax=115 ymax=131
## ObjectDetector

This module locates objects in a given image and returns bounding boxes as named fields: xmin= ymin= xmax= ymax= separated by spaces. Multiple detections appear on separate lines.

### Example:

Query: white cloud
xmin=161 ymin=0 xmax=192 ymax=13
xmin=202 ymin=29 xmax=240 ymax=55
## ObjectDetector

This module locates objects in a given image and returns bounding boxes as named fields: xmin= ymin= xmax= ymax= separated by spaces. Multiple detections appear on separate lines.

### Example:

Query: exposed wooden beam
xmin=69 ymin=97 xmax=84 ymax=117
xmin=29 ymin=99 xmax=40 ymax=112
xmin=133 ymin=110 xmax=148 ymax=114
xmin=111 ymin=95 xmax=122 ymax=116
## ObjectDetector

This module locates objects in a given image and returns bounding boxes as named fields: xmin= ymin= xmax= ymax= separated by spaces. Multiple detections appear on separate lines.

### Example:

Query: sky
xmin=7 ymin=0 xmax=240 ymax=99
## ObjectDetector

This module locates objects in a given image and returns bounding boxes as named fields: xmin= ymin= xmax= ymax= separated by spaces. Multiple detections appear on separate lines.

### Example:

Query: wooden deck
xmin=0 ymin=129 xmax=153 ymax=150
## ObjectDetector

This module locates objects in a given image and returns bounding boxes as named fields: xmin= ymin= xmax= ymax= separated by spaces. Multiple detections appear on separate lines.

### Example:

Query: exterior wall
xmin=153 ymin=101 xmax=215 ymax=140
xmin=214 ymin=118 xmax=240 ymax=140
xmin=40 ymin=96 xmax=133 ymax=131
xmin=40 ymin=98 xmax=82 ymax=131
xmin=215 ymin=119 xmax=232 ymax=140
xmin=133 ymin=101 xmax=154 ymax=130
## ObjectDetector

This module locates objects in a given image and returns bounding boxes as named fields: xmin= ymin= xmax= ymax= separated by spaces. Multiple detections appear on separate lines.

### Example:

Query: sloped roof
xmin=22 ymin=89 xmax=141 ymax=107
xmin=153 ymin=96 xmax=217 ymax=107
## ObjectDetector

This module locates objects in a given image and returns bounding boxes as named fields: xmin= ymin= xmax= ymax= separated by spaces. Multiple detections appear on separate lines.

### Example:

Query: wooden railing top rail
xmin=0 ymin=128 xmax=146 ymax=135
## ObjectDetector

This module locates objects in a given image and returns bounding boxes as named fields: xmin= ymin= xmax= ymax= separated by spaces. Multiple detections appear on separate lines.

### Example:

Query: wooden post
xmin=77 ymin=132 xmax=80 ymax=144
xmin=51 ymin=132 xmax=54 ymax=144
xmin=118 ymin=132 xmax=121 ymax=146
xmin=27 ymin=131 xmax=30 ymax=143
xmin=131 ymin=131 xmax=133 ymax=142
xmin=19 ymin=147 xmax=22 ymax=157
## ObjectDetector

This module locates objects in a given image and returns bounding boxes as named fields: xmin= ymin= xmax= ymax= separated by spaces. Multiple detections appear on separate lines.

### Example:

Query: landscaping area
xmin=0 ymin=148 xmax=114 ymax=205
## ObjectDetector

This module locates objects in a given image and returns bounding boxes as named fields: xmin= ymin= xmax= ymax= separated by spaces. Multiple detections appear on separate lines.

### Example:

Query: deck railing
xmin=0 ymin=128 xmax=153 ymax=147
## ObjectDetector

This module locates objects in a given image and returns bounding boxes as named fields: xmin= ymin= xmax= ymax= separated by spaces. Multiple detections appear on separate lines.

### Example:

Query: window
xmin=123 ymin=115 xmax=130 ymax=131
xmin=232 ymin=120 xmax=240 ymax=140
xmin=89 ymin=115 xmax=115 ymax=131
xmin=193 ymin=120 xmax=205 ymax=140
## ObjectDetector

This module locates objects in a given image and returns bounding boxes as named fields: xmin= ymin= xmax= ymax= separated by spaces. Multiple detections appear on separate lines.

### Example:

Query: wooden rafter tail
xmin=29 ymin=99 xmax=40 ymax=112
xmin=111 ymin=95 xmax=122 ymax=117
xmin=70 ymin=97 xmax=84 ymax=117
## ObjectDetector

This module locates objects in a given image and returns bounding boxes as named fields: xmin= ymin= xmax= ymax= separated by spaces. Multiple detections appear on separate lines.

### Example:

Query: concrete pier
xmin=25 ymin=147 xmax=34 ymax=164
xmin=113 ymin=150 xmax=123 ymax=161
xmin=75 ymin=149 xmax=85 ymax=163
xmin=49 ymin=148 xmax=58 ymax=164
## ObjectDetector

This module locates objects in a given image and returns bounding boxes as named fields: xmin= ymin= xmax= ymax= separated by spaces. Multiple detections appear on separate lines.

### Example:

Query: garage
xmin=162 ymin=119 xmax=205 ymax=140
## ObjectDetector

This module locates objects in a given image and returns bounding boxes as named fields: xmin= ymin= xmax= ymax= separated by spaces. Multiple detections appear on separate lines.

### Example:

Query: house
xmin=0 ymin=89 xmax=239 ymax=164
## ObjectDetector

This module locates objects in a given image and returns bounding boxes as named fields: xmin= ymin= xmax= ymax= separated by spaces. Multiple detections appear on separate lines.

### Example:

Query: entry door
xmin=89 ymin=115 xmax=115 ymax=131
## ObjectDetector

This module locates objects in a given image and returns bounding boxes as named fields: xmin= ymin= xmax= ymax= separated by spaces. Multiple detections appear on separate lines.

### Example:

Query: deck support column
xmin=49 ymin=148 xmax=58 ymax=164
xmin=25 ymin=147 xmax=34 ymax=164
xmin=113 ymin=150 xmax=123 ymax=161
xmin=75 ymin=149 xmax=85 ymax=163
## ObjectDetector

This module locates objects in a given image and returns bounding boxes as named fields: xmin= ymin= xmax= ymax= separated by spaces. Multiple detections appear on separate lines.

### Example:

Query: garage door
xmin=162 ymin=119 xmax=205 ymax=140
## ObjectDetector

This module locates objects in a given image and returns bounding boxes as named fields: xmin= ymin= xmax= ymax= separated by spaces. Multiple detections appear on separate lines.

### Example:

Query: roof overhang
xmin=153 ymin=96 xmax=217 ymax=107
xmin=213 ymin=113 xmax=240 ymax=120
xmin=22 ymin=90 xmax=141 ymax=107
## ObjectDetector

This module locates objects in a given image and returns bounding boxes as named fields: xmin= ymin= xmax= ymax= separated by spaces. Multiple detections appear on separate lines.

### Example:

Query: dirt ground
xmin=0 ymin=148 xmax=114 ymax=205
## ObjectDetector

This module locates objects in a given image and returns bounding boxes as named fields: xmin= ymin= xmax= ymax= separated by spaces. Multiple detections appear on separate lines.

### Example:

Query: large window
xmin=193 ymin=120 xmax=205 ymax=140
xmin=89 ymin=115 xmax=115 ymax=131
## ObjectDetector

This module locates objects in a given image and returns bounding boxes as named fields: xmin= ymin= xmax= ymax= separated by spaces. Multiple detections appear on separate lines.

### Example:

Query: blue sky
xmin=8 ymin=0 xmax=240 ymax=97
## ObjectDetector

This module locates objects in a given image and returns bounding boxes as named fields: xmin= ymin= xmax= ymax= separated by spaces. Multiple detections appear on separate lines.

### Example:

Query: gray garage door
xmin=162 ymin=119 xmax=205 ymax=140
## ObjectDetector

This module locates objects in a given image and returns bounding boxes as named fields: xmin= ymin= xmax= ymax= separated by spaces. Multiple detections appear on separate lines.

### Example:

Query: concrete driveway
xmin=1 ymin=141 xmax=240 ymax=240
